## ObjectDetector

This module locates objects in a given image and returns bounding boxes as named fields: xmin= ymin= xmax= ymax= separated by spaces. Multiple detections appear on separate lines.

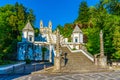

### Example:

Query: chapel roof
xmin=23 ymin=21 xmax=34 ymax=31
xmin=73 ymin=24 xmax=82 ymax=33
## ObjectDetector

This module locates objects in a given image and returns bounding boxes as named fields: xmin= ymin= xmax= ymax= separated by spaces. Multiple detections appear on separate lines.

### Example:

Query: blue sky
xmin=0 ymin=0 xmax=99 ymax=30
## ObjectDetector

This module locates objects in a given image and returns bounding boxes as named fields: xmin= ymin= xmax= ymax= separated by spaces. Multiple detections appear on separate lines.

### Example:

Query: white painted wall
xmin=22 ymin=31 xmax=34 ymax=42
xmin=49 ymin=45 xmax=52 ymax=62
xmin=69 ymin=45 xmax=73 ymax=49
xmin=22 ymin=31 xmax=27 ymax=42
xmin=28 ymin=31 xmax=34 ymax=35
xmin=73 ymin=33 xmax=80 ymax=43
xmin=72 ymin=33 xmax=83 ymax=43
xmin=28 ymin=31 xmax=34 ymax=42
xmin=64 ymin=38 xmax=68 ymax=43
xmin=80 ymin=33 xmax=83 ymax=43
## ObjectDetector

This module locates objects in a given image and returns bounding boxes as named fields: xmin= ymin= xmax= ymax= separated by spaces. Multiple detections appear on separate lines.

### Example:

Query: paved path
xmin=1 ymin=71 xmax=120 ymax=80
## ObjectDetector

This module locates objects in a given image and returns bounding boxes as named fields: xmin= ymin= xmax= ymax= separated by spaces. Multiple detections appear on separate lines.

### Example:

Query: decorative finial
xmin=40 ymin=20 xmax=43 ymax=28
xmin=48 ymin=20 xmax=52 ymax=28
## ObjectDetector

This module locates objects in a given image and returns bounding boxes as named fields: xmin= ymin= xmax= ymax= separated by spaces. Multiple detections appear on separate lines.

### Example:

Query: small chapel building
xmin=71 ymin=25 xmax=83 ymax=43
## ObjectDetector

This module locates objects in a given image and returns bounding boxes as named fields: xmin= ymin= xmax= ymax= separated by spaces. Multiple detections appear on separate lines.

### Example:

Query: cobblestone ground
xmin=1 ymin=71 xmax=120 ymax=80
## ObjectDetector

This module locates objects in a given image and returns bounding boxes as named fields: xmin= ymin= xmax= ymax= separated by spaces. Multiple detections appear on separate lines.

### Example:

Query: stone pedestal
xmin=54 ymin=57 xmax=61 ymax=72
xmin=94 ymin=55 xmax=98 ymax=65
xmin=99 ymin=56 xmax=107 ymax=67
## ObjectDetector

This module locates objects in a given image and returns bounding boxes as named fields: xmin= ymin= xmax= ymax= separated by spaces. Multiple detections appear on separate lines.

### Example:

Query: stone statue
xmin=56 ymin=29 xmax=60 ymax=57
xmin=53 ymin=29 xmax=61 ymax=72
xmin=100 ymin=30 xmax=104 ymax=57
xmin=94 ymin=30 xmax=107 ymax=67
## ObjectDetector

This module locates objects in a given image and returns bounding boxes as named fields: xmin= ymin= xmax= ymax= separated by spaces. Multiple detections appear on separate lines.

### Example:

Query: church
xmin=17 ymin=20 xmax=85 ymax=63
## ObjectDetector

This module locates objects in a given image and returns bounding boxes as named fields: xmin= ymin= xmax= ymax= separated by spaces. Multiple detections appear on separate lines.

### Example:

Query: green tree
xmin=57 ymin=25 xmax=64 ymax=35
xmin=107 ymin=0 xmax=120 ymax=16
xmin=111 ymin=15 xmax=120 ymax=59
xmin=75 ymin=1 xmax=89 ymax=24
xmin=0 ymin=3 xmax=35 ymax=64
xmin=35 ymin=28 xmax=39 ymax=37
xmin=83 ymin=27 xmax=100 ymax=55
xmin=27 ymin=9 xmax=35 ymax=24
xmin=112 ymin=26 xmax=120 ymax=60
xmin=57 ymin=23 xmax=73 ymax=41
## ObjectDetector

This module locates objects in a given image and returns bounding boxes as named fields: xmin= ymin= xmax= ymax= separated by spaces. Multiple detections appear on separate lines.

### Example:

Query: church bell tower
xmin=48 ymin=20 xmax=52 ymax=33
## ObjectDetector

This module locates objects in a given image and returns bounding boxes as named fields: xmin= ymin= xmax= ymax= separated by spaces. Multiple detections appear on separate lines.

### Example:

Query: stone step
xmin=61 ymin=46 xmax=98 ymax=72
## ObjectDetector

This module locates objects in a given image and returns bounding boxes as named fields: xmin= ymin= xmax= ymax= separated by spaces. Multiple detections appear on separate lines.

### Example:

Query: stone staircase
xmin=32 ymin=46 xmax=109 ymax=74
xmin=60 ymin=47 xmax=107 ymax=73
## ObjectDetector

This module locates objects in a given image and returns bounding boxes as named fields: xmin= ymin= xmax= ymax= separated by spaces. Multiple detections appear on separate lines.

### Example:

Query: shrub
xmin=25 ymin=59 xmax=31 ymax=64
xmin=72 ymin=48 xmax=76 ymax=50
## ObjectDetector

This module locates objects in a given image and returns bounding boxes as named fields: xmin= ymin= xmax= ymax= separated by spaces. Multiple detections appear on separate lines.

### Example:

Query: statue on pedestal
xmin=94 ymin=30 xmax=107 ymax=67
xmin=54 ymin=29 xmax=61 ymax=71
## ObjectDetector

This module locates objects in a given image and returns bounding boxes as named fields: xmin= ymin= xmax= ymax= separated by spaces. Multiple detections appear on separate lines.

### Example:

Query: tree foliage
xmin=0 ymin=3 xmax=36 ymax=63
xmin=57 ymin=24 xmax=73 ymax=41
xmin=75 ymin=1 xmax=89 ymax=24
xmin=107 ymin=0 xmax=120 ymax=16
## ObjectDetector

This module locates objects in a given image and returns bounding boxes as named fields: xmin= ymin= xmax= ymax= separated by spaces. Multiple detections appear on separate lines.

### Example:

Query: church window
xmin=75 ymin=37 xmax=78 ymax=43
xmin=29 ymin=36 xmax=32 ymax=41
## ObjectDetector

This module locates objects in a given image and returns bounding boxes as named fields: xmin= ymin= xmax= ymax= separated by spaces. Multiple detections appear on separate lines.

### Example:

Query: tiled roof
xmin=73 ymin=24 xmax=82 ymax=33
xmin=23 ymin=21 xmax=34 ymax=31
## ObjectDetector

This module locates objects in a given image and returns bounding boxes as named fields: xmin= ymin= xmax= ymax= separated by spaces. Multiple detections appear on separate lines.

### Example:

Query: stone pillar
xmin=99 ymin=56 xmax=107 ymax=67
xmin=49 ymin=45 xmax=52 ymax=62
xmin=99 ymin=30 xmax=107 ymax=67
xmin=54 ymin=57 xmax=61 ymax=71
xmin=56 ymin=29 xmax=60 ymax=57
xmin=54 ymin=29 xmax=61 ymax=71
xmin=100 ymin=30 xmax=104 ymax=57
